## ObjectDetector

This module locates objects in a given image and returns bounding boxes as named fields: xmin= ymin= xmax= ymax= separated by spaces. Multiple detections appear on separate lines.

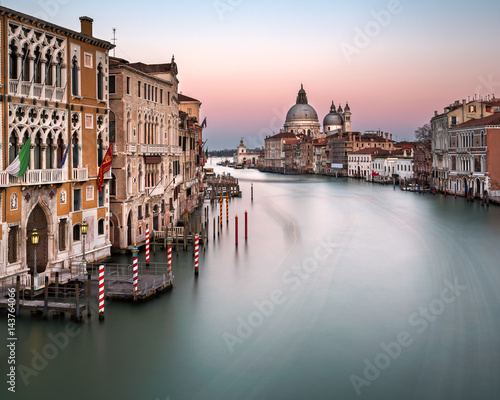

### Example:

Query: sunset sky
xmin=7 ymin=0 xmax=500 ymax=150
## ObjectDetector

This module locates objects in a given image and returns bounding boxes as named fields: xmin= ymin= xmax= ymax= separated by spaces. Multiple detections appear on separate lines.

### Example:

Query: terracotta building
xmin=0 ymin=7 xmax=114 ymax=280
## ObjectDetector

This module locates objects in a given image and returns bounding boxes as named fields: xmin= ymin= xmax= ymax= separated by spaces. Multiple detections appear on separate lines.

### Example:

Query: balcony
xmin=0 ymin=171 xmax=9 ymax=187
xmin=138 ymin=144 xmax=168 ymax=155
xmin=127 ymin=143 xmax=137 ymax=153
xmin=20 ymin=169 xmax=66 ymax=185
xmin=9 ymin=80 xmax=66 ymax=102
xmin=72 ymin=167 xmax=88 ymax=181
xmin=148 ymin=185 xmax=165 ymax=197
xmin=169 ymin=145 xmax=182 ymax=155
xmin=174 ymin=175 xmax=183 ymax=186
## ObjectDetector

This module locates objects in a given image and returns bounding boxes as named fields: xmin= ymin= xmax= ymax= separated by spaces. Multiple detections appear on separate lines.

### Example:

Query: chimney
xmin=80 ymin=16 xmax=93 ymax=36
xmin=434 ymin=111 xmax=438 ymax=117
xmin=390 ymin=134 xmax=393 ymax=141
xmin=385 ymin=132 xmax=389 ymax=141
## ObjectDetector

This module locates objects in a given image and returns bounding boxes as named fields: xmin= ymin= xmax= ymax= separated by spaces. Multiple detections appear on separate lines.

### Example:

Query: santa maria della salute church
xmin=283 ymin=84 xmax=351 ymax=137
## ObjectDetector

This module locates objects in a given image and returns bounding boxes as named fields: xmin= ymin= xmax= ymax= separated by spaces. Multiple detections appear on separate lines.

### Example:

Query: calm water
xmin=4 ymin=162 xmax=500 ymax=400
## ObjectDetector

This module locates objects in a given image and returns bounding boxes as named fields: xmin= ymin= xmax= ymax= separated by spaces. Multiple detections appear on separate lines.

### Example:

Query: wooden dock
xmin=106 ymin=274 xmax=173 ymax=301
xmin=0 ymin=298 xmax=85 ymax=314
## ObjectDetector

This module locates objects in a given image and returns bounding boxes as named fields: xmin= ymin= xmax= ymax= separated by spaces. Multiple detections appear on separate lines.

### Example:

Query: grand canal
xmin=5 ymin=163 xmax=500 ymax=399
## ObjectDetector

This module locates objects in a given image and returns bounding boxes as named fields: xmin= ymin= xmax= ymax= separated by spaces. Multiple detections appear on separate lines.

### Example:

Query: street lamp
xmin=81 ymin=219 xmax=88 ymax=275
xmin=31 ymin=228 xmax=39 ymax=296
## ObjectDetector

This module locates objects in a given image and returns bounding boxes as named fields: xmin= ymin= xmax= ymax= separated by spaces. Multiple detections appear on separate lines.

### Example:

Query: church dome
xmin=285 ymin=85 xmax=319 ymax=123
xmin=323 ymin=101 xmax=343 ymax=127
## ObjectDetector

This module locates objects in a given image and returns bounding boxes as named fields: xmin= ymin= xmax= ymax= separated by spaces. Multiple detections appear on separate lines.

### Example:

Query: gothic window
xmin=97 ymin=63 xmax=104 ymax=100
xmin=46 ymin=134 xmax=54 ymax=169
xmin=55 ymin=53 xmax=63 ymax=88
xmin=8 ymin=226 xmax=19 ymax=264
xmin=109 ymin=112 xmax=116 ymax=143
xmin=138 ymin=81 xmax=141 ymax=97
xmin=57 ymin=133 xmax=64 ymax=166
xmin=97 ymin=134 xmax=104 ymax=165
xmin=34 ymin=46 xmax=42 ymax=84
xmin=34 ymin=133 xmax=43 ymax=169
xmin=45 ymin=50 xmax=53 ymax=85
xmin=9 ymin=133 xmax=18 ymax=164
xmin=126 ymin=76 xmax=130 ymax=95
xmin=21 ymin=44 xmax=29 ymax=81
xmin=72 ymin=56 xmax=79 ymax=96
xmin=99 ymin=187 xmax=104 ymax=207
xmin=72 ymin=133 xmax=79 ymax=168
xmin=59 ymin=219 xmax=67 ymax=251
xmin=9 ymin=42 xmax=18 ymax=80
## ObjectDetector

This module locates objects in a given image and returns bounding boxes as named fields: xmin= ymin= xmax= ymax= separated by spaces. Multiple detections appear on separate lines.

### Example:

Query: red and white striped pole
xmin=132 ymin=244 xmax=139 ymax=297
xmin=194 ymin=234 xmax=199 ymax=276
xmin=219 ymin=196 xmax=223 ymax=227
xmin=98 ymin=264 xmax=105 ymax=320
xmin=235 ymin=215 xmax=238 ymax=246
xmin=167 ymin=236 xmax=172 ymax=280
xmin=245 ymin=211 xmax=248 ymax=240
xmin=226 ymin=193 xmax=229 ymax=224
xmin=145 ymin=228 xmax=150 ymax=264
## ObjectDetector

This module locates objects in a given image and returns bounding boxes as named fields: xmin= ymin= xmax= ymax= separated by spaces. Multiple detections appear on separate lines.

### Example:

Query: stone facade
xmin=0 ymin=9 xmax=113 ymax=279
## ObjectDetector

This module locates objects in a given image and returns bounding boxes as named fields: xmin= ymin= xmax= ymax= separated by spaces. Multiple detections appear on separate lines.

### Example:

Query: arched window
xmin=98 ymin=219 xmax=105 ymax=235
xmin=97 ymin=134 xmax=104 ymax=165
xmin=46 ymin=134 xmax=54 ymax=169
xmin=97 ymin=63 xmax=104 ymax=100
xmin=34 ymin=133 xmax=43 ymax=169
xmin=72 ymin=133 xmax=79 ymax=168
xmin=55 ymin=53 xmax=62 ymax=87
xmin=21 ymin=44 xmax=29 ymax=81
xmin=73 ymin=224 xmax=81 ymax=242
xmin=9 ymin=41 xmax=18 ymax=80
xmin=45 ymin=49 xmax=53 ymax=86
xmin=71 ymin=56 xmax=79 ymax=96
xmin=34 ymin=46 xmax=42 ymax=84
xmin=9 ymin=133 xmax=19 ymax=164
xmin=57 ymin=133 xmax=64 ymax=166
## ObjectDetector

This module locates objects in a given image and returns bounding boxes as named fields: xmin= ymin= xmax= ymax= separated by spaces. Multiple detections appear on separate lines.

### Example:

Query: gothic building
xmin=0 ymin=7 xmax=114 ymax=280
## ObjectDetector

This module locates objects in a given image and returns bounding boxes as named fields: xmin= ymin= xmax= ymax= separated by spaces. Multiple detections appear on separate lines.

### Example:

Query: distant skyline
xmin=5 ymin=0 xmax=500 ymax=150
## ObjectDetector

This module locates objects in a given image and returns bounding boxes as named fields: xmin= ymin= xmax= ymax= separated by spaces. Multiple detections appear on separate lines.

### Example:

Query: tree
xmin=415 ymin=123 xmax=431 ymax=142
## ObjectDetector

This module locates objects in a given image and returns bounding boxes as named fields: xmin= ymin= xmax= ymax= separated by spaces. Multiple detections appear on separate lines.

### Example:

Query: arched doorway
xmin=26 ymin=204 xmax=49 ymax=273
xmin=463 ymin=178 xmax=467 ymax=195
xmin=127 ymin=211 xmax=133 ymax=247
xmin=476 ymin=178 xmax=481 ymax=197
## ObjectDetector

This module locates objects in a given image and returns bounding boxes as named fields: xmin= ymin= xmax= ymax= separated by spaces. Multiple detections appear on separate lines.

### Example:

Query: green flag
xmin=6 ymin=139 xmax=30 ymax=177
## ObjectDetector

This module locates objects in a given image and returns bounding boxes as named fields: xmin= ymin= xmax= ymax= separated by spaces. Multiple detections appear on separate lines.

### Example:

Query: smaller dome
xmin=323 ymin=101 xmax=343 ymax=127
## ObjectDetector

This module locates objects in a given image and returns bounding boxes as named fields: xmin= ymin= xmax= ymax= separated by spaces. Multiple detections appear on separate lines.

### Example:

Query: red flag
xmin=97 ymin=141 xmax=113 ymax=193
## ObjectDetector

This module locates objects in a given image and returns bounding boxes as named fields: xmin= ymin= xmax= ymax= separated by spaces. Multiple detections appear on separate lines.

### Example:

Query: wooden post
xmin=213 ymin=217 xmax=216 ymax=239
xmin=55 ymin=271 xmax=59 ymax=299
xmin=31 ymin=273 xmax=35 ymax=300
xmin=251 ymin=183 xmax=253 ymax=201
xmin=75 ymin=280 xmax=81 ymax=321
xmin=235 ymin=215 xmax=238 ymax=246
xmin=245 ymin=211 xmax=248 ymax=240
xmin=15 ymin=276 xmax=20 ymax=317
xmin=184 ymin=222 xmax=187 ymax=251
xmin=87 ymin=273 xmax=91 ymax=317
xmin=43 ymin=276 xmax=49 ymax=318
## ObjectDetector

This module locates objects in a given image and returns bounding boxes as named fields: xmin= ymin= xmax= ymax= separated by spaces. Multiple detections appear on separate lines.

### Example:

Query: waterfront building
xmin=232 ymin=137 xmax=262 ymax=166
xmin=292 ymin=137 xmax=314 ymax=173
xmin=108 ymin=57 xmax=204 ymax=251
xmin=326 ymin=131 xmax=394 ymax=176
xmin=348 ymin=148 xmax=390 ymax=179
xmin=396 ymin=151 xmax=414 ymax=182
xmin=313 ymin=138 xmax=327 ymax=174
xmin=431 ymin=97 xmax=500 ymax=191
xmin=448 ymin=113 xmax=500 ymax=198
xmin=263 ymin=131 xmax=298 ymax=171
xmin=413 ymin=141 xmax=432 ymax=188
xmin=0 ymin=7 xmax=114 ymax=279
xmin=323 ymin=101 xmax=351 ymax=134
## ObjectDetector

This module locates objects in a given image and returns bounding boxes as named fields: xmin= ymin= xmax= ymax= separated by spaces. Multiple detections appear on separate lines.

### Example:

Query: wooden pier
xmin=204 ymin=174 xmax=241 ymax=200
